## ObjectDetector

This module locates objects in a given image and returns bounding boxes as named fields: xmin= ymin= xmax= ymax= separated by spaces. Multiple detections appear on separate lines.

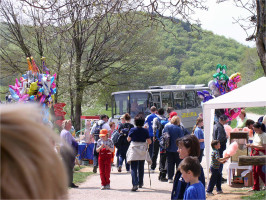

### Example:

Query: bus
xmin=111 ymin=84 xmax=208 ymax=131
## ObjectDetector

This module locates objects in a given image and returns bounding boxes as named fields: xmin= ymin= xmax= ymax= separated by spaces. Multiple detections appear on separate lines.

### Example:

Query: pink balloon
xmin=242 ymin=127 xmax=250 ymax=132
xmin=224 ymin=125 xmax=233 ymax=137
xmin=232 ymin=128 xmax=239 ymax=132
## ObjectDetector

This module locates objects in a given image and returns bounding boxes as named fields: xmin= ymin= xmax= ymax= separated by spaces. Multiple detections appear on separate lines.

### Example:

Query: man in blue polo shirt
xmin=144 ymin=106 xmax=158 ymax=158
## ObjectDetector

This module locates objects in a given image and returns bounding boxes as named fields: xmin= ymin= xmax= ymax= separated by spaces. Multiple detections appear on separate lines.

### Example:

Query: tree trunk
xmin=238 ymin=155 xmax=266 ymax=166
xmin=74 ymin=85 xmax=84 ymax=132
xmin=256 ymin=0 xmax=266 ymax=75
xmin=74 ymin=54 xmax=83 ymax=131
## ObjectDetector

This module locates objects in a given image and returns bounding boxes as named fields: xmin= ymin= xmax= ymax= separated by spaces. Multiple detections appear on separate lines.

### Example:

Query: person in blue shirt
xmin=163 ymin=115 xmax=184 ymax=182
xmin=193 ymin=117 xmax=205 ymax=163
xmin=144 ymin=106 xmax=157 ymax=157
xmin=178 ymin=156 xmax=206 ymax=200
xmin=127 ymin=113 xmax=152 ymax=191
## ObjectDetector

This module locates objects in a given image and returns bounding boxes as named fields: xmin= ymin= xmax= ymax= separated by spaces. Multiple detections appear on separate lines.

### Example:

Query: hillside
xmin=151 ymin=19 xmax=248 ymax=86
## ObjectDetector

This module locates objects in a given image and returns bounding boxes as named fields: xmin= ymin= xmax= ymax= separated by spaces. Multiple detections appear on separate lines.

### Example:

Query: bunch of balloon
xmin=8 ymin=57 xmax=57 ymax=124
xmin=197 ymin=64 xmax=242 ymax=121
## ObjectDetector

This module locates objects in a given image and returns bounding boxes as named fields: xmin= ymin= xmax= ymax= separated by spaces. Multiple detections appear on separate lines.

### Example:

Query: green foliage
xmin=245 ymin=107 xmax=266 ymax=115
xmin=242 ymin=190 xmax=266 ymax=200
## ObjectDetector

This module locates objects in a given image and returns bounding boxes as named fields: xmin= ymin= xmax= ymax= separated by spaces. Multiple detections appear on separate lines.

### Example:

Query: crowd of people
xmin=1 ymin=103 xmax=265 ymax=199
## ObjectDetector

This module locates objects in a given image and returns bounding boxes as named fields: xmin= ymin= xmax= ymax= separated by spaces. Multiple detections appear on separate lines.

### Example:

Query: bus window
xmin=185 ymin=91 xmax=195 ymax=109
xmin=129 ymin=93 xmax=151 ymax=117
xmin=152 ymin=92 xmax=161 ymax=109
xmin=114 ymin=94 xmax=129 ymax=115
xmin=161 ymin=92 xmax=173 ymax=110
xmin=173 ymin=91 xmax=185 ymax=110
xmin=195 ymin=91 xmax=202 ymax=108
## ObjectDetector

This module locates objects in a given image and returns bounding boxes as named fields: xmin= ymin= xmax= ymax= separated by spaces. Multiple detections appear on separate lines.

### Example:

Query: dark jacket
xmin=171 ymin=165 xmax=205 ymax=200
xmin=213 ymin=122 xmax=227 ymax=144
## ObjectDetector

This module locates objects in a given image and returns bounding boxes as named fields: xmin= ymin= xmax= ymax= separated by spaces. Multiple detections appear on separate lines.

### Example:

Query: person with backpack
xmin=117 ymin=113 xmax=134 ymax=173
xmin=90 ymin=115 xmax=111 ymax=173
xmin=152 ymin=108 xmax=168 ymax=174
xmin=144 ymin=106 xmax=158 ymax=158
xmin=163 ymin=116 xmax=184 ymax=183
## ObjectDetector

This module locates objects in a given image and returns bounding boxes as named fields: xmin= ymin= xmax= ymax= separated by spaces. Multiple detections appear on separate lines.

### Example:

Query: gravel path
xmin=69 ymin=164 xmax=173 ymax=200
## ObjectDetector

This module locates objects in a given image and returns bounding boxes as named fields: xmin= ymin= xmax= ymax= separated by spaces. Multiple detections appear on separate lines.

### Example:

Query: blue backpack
xmin=156 ymin=118 xmax=168 ymax=139
xmin=111 ymin=130 xmax=120 ymax=147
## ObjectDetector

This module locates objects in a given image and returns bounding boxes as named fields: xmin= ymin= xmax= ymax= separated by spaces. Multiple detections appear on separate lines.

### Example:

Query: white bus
xmin=111 ymin=84 xmax=208 ymax=131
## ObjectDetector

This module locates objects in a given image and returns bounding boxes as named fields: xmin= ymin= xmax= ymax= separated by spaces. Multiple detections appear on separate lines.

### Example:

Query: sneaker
xmin=131 ymin=185 xmax=138 ymax=191
xmin=168 ymin=179 xmax=173 ymax=183
xmin=118 ymin=166 xmax=122 ymax=172
xmin=93 ymin=166 xmax=97 ymax=173
xmin=221 ymin=177 xmax=227 ymax=182
xmin=139 ymin=184 xmax=143 ymax=188
xmin=101 ymin=186 xmax=105 ymax=190
xmin=105 ymin=184 xmax=110 ymax=189
xmin=160 ymin=177 xmax=168 ymax=182
xmin=217 ymin=190 xmax=223 ymax=194
xmin=70 ymin=183 xmax=79 ymax=188
xmin=206 ymin=192 xmax=214 ymax=196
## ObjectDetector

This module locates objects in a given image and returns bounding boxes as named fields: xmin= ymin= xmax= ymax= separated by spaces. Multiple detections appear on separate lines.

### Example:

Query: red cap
xmin=169 ymin=111 xmax=178 ymax=120
xmin=99 ymin=129 xmax=108 ymax=136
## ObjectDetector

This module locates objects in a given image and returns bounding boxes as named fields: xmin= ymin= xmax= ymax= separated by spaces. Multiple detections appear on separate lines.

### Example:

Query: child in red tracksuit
xmin=96 ymin=129 xmax=114 ymax=190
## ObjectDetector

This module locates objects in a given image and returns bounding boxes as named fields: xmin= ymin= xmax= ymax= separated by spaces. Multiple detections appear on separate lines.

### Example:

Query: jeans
xmin=148 ymin=138 xmax=154 ymax=158
xmin=118 ymin=145 xmax=130 ymax=171
xmin=60 ymin=146 xmax=75 ymax=186
xmin=118 ymin=154 xmax=130 ymax=171
xmin=219 ymin=142 xmax=226 ymax=176
xmin=207 ymin=167 xmax=222 ymax=193
xmin=167 ymin=151 xmax=181 ymax=180
xmin=131 ymin=160 xmax=145 ymax=186
xmin=199 ymin=149 xmax=204 ymax=163
xmin=151 ymin=139 xmax=160 ymax=170
xmin=93 ymin=135 xmax=100 ymax=167
xmin=159 ymin=152 xmax=167 ymax=179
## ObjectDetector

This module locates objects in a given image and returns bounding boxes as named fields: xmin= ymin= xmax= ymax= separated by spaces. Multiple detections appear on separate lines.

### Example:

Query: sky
xmin=194 ymin=0 xmax=256 ymax=47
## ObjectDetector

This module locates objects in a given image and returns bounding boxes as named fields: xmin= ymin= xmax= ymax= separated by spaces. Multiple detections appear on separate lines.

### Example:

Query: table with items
xmin=78 ymin=143 xmax=94 ymax=161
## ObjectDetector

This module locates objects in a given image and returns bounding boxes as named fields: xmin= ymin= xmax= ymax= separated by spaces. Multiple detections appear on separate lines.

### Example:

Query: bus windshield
xmin=112 ymin=92 xmax=152 ymax=118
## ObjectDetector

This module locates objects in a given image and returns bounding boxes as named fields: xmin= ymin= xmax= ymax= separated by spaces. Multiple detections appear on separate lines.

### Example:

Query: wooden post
xmin=238 ymin=155 xmax=266 ymax=166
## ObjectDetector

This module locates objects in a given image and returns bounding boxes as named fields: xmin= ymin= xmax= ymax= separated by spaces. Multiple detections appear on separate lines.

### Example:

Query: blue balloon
xmin=9 ymin=88 xmax=19 ymax=101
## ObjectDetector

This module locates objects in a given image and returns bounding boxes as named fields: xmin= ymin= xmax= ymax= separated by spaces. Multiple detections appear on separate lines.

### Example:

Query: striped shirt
xmin=211 ymin=148 xmax=220 ymax=169
xmin=96 ymin=138 xmax=114 ymax=149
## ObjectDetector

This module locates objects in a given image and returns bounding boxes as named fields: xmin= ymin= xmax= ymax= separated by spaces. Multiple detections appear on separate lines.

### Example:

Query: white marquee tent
xmin=203 ymin=77 xmax=266 ymax=182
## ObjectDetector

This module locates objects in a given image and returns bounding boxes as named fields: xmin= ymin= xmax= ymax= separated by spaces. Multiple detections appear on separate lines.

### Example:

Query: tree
xmin=2 ymin=0 xmax=211 ymax=130
xmin=218 ymin=0 xmax=266 ymax=75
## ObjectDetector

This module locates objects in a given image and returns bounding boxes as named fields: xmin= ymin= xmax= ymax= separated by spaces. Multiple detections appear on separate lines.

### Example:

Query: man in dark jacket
xmin=213 ymin=114 xmax=228 ymax=181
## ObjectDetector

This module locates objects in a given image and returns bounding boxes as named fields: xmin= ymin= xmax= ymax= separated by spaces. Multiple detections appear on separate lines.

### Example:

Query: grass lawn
xmin=245 ymin=107 xmax=266 ymax=115
xmin=242 ymin=190 xmax=266 ymax=200
xmin=73 ymin=171 xmax=93 ymax=184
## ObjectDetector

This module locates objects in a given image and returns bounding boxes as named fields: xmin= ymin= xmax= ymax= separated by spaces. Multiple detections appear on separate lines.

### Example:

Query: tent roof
xmin=204 ymin=77 xmax=266 ymax=109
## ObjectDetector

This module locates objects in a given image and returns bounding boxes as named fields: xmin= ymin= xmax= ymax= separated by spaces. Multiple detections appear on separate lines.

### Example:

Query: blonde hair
xmin=241 ymin=109 xmax=246 ymax=117
xmin=170 ymin=116 xmax=181 ymax=125
xmin=1 ymin=104 xmax=68 ymax=199
xmin=62 ymin=119 xmax=71 ymax=129
xmin=192 ymin=117 xmax=203 ymax=134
